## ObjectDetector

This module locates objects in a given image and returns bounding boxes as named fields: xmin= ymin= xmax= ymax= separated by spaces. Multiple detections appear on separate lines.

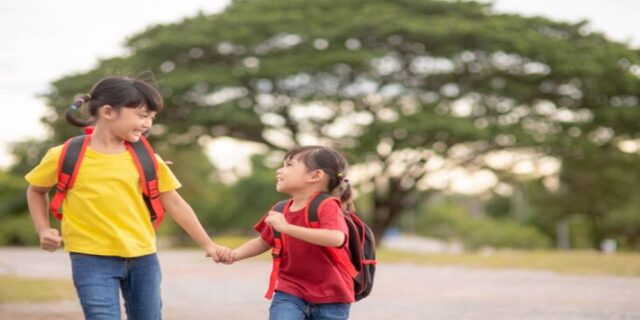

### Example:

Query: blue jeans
xmin=269 ymin=291 xmax=351 ymax=320
xmin=70 ymin=252 xmax=162 ymax=320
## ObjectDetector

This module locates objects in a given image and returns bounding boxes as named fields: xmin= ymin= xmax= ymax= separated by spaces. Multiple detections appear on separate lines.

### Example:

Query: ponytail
xmin=65 ymin=94 xmax=93 ymax=127
xmin=330 ymin=176 xmax=356 ymax=213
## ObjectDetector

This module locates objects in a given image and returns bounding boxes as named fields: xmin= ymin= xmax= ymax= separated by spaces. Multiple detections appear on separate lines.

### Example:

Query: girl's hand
xmin=38 ymin=228 xmax=62 ymax=252
xmin=218 ymin=246 xmax=234 ymax=264
xmin=205 ymin=243 xmax=226 ymax=263
xmin=265 ymin=211 xmax=289 ymax=233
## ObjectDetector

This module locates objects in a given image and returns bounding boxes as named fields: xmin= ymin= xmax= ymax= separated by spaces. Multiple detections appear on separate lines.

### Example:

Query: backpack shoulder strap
xmin=305 ymin=192 xmax=358 ymax=278
xmin=305 ymin=192 xmax=334 ymax=227
xmin=125 ymin=136 xmax=165 ymax=229
xmin=270 ymin=199 xmax=289 ymax=246
xmin=50 ymin=135 xmax=91 ymax=219
xmin=265 ymin=199 xmax=290 ymax=300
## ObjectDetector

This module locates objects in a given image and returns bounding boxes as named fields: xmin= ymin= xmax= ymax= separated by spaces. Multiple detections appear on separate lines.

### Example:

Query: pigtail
xmin=65 ymin=94 xmax=93 ymax=127
xmin=331 ymin=175 xmax=356 ymax=213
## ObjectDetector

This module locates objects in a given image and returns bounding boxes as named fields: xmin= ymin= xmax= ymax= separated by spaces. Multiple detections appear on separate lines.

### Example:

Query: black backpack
xmin=268 ymin=191 xmax=376 ymax=301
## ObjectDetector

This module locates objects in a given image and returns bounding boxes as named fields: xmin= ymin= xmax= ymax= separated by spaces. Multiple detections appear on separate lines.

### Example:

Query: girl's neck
xmin=288 ymin=187 xmax=326 ymax=211
xmin=88 ymin=125 xmax=126 ymax=154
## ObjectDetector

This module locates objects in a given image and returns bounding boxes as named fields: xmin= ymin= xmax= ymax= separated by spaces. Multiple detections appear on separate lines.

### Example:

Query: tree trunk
xmin=371 ymin=181 xmax=411 ymax=245
xmin=588 ymin=212 xmax=605 ymax=251
xmin=555 ymin=220 xmax=571 ymax=250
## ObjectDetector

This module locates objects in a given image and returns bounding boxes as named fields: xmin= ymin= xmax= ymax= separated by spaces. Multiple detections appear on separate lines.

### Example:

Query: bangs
xmin=122 ymin=80 xmax=163 ymax=112
xmin=284 ymin=146 xmax=321 ymax=169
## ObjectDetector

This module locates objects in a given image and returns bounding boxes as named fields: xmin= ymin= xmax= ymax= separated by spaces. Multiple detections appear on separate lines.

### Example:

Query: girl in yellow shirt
xmin=25 ymin=76 xmax=229 ymax=320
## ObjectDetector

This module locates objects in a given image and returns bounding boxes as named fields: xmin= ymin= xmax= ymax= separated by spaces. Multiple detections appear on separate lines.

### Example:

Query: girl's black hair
xmin=65 ymin=76 xmax=163 ymax=127
xmin=285 ymin=145 xmax=355 ymax=212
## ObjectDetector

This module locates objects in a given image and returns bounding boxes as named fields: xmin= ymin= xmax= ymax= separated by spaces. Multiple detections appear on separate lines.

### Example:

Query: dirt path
xmin=1 ymin=248 xmax=639 ymax=320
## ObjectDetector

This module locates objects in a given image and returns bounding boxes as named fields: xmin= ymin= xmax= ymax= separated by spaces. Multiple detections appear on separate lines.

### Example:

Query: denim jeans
xmin=70 ymin=252 xmax=162 ymax=320
xmin=269 ymin=291 xmax=351 ymax=320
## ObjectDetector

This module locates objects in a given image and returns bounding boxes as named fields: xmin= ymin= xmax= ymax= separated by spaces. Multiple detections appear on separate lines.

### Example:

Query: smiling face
xmin=106 ymin=105 xmax=156 ymax=143
xmin=276 ymin=154 xmax=319 ymax=194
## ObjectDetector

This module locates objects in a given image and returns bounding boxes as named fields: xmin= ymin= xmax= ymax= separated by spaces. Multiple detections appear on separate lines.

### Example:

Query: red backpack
xmin=50 ymin=127 xmax=166 ymax=229
xmin=266 ymin=191 xmax=376 ymax=301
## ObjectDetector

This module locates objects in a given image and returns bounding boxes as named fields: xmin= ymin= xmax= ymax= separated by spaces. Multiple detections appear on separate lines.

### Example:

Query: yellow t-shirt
xmin=25 ymin=144 xmax=181 ymax=257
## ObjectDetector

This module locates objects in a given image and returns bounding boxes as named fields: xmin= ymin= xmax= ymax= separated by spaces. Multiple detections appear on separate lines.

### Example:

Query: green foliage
xmin=0 ymin=171 xmax=38 ymax=246
xmin=417 ymin=202 xmax=551 ymax=249
xmin=604 ymin=198 xmax=640 ymax=250
xmin=529 ymin=149 xmax=640 ymax=248
xmin=163 ymin=154 xmax=280 ymax=243
xmin=484 ymin=193 xmax=511 ymax=219
xmin=0 ymin=171 xmax=28 ymax=219
xmin=221 ymin=158 xmax=281 ymax=232
xmin=0 ymin=214 xmax=38 ymax=246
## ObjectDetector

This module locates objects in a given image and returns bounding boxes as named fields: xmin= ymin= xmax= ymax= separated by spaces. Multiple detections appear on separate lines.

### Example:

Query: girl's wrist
xmin=281 ymin=223 xmax=293 ymax=234
xmin=37 ymin=227 xmax=52 ymax=236
xmin=204 ymin=242 xmax=219 ymax=253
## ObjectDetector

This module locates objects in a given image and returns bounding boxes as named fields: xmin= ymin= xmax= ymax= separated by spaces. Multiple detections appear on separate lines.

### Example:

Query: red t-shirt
xmin=255 ymin=199 xmax=355 ymax=304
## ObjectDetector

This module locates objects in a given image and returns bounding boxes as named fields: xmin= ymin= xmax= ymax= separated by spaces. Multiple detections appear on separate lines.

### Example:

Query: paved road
xmin=1 ymin=248 xmax=639 ymax=320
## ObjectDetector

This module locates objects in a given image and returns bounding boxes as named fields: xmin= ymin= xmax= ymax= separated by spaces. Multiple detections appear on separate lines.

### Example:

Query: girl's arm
xmin=265 ymin=211 xmax=345 ymax=247
xmin=232 ymin=237 xmax=271 ymax=262
xmin=26 ymin=185 xmax=62 ymax=251
xmin=159 ymin=190 xmax=228 ymax=261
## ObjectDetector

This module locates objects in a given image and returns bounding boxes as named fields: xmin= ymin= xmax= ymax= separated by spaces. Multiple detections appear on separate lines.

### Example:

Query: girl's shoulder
xmin=317 ymin=197 xmax=342 ymax=215
xmin=41 ymin=144 xmax=65 ymax=162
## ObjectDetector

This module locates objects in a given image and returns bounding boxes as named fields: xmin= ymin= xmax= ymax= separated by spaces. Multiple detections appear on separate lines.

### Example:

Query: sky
xmin=1 ymin=0 xmax=639 ymax=169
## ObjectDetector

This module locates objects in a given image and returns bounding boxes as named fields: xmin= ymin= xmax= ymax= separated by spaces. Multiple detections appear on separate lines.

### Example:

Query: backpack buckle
xmin=147 ymin=180 xmax=159 ymax=199
xmin=56 ymin=174 xmax=71 ymax=193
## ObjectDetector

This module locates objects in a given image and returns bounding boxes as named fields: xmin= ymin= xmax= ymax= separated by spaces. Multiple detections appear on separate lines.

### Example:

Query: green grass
xmin=0 ymin=275 xmax=75 ymax=302
xmin=377 ymin=249 xmax=640 ymax=277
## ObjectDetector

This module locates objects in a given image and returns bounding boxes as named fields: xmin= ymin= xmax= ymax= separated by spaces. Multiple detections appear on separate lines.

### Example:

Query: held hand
xmin=205 ymin=244 xmax=223 ymax=263
xmin=264 ymin=211 xmax=289 ymax=233
xmin=38 ymin=228 xmax=62 ymax=252
xmin=218 ymin=246 xmax=235 ymax=264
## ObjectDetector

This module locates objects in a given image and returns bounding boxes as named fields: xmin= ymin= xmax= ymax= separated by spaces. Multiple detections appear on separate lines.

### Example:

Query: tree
xmin=529 ymin=148 xmax=640 ymax=249
xmin=0 ymin=170 xmax=38 ymax=245
xmin=14 ymin=0 xmax=640 ymax=244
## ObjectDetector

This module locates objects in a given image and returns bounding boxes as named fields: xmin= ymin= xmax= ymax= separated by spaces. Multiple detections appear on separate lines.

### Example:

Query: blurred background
xmin=2 ymin=0 xmax=640 ymax=255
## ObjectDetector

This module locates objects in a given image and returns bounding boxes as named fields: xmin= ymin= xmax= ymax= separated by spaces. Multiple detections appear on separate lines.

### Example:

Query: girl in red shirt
xmin=226 ymin=145 xmax=355 ymax=320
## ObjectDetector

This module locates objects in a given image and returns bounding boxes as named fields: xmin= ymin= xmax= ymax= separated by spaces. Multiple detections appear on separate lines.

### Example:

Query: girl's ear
xmin=308 ymin=169 xmax=325 ymax=183
xmin=99 ymin=105 xmax=117 ymax=120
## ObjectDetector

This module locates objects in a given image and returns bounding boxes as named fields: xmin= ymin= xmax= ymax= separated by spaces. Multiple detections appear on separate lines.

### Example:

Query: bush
xmin=0 ymin=213 xmax=39 ymax=246
xmin=417 ymin=203 xmax=551 ymax=249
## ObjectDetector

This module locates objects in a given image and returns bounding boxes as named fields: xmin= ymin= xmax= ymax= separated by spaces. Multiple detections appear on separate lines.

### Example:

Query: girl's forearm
xmin=26 ymin=186 xmax=51 ymax=234
xmin=282 ymin=225 xmax=345 ymax=247
xmin=161 ymin=191 xmax=216 ymax=251
xmin=234 ymin=237 xmax=270 ymax=261
xmin=168 ymin=205 xmax=215 ymax=250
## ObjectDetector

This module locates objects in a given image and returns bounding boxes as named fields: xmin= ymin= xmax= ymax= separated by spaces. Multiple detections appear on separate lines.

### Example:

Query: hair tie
xmin=69 ymin=93 xmax=91 ymax=111
xmin=337 ymin=172 xmax=345 ymax=180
